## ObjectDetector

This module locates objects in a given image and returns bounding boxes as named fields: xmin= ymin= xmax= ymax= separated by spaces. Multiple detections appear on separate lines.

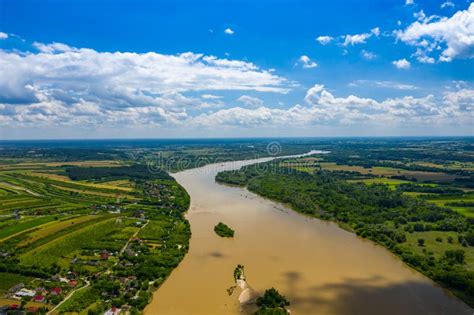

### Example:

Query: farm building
xmin=33 ymin=295 xmax=45 ymax=303
xmin=51 ymin=287 xmax=62 ymax=296
xmin=104 ymin=306 xmax=121 ymax=315
xmin=15 ymin=288 xmax=35 ymax=298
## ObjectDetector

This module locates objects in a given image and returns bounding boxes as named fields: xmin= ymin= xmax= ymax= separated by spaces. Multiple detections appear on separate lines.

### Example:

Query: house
xmin=118 ymin=277 xmax=128 ymax=285
xmin=67 ymin=271 xmax=78 ymax=277
xmin=33 ymin=295 xmax=45 ymax=303
xmin=51 ymin=287 xmax=62 ymax=296
xmin=104 ymin=306 xmax=121 ymax=315
xmin=68 ymin=280 xmax=78 ymax=287
xmin=0 ymin=252 xmax=10 ymax=258
xmin=35 ymin=287 xmax=47 ymax=295
xmin=124 ymin=248 xmax=137 ymax=257
xmin=0 ymin=305 xmax=10 ymax=314
xmin=59 ymin=277 xmax=69 ymax=283
xmin=100 ymin=251 xmax=109 ymax=260
xmin=15 ymin=288 xmax=35 ymax=298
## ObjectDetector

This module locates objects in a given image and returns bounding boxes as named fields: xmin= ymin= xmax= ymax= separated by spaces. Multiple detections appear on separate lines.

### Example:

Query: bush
xmin=256 ymin=288 xmax=290 ymax=309
xmin=465 ymin=232 xmax=474 ymax=246
xmin=444 ymin=250 xmax=465 ymax=264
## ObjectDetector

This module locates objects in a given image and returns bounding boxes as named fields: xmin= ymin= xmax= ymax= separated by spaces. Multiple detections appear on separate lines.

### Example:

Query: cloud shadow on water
xmin=208 ymin=251 xmax=226 ymax=258
xmin=280 ymin=271 xmax=471 ymax=315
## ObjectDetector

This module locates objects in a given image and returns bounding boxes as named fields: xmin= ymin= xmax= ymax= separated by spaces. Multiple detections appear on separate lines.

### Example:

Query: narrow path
xmin=0 ymin=181 xmax=42 ymax=197
xmin=120 ymin=219 xmax=149 ymax=256
xmin=47 ymin=280 xmax=90 ymax=314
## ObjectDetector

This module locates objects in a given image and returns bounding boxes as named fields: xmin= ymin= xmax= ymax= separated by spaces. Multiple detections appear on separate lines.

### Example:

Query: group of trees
xmin=0 ymin=147 xmax=127 ymax=161
xmin=396 ymin=183 xmax=464 ymax=194
xmin=255 ymin=288 xmax=290 ymax=315
xmin=66 ymin=164 xmax=172 ymax=181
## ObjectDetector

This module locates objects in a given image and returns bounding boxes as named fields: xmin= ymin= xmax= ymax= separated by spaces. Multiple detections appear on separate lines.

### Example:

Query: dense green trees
xmin=255 ymin=288 xmax=290 ymax=314
xmin=67 ymin=164 xmax=172 ymax=181
xmin=214 ymin=222 xmax=235 ymax=238
xmin=444 ymin=250 xmax=465 ymax=264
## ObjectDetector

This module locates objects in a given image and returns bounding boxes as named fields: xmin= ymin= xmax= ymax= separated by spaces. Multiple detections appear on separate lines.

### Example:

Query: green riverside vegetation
xmin=214 ymin=222 xmax=235 ymax=238
xmin=255 ymin=288 xmax=290 ymax=315
xmin=216 ymin=147 xmax=474 ymax=307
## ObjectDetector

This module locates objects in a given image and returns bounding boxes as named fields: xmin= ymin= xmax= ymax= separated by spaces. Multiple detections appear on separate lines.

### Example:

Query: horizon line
xmin=1 ymin=135 xmax=473 ymax=142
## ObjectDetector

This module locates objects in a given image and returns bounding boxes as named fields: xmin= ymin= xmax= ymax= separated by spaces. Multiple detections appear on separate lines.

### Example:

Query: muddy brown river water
xmin=145 ymin=154 xmax=472 ymax=315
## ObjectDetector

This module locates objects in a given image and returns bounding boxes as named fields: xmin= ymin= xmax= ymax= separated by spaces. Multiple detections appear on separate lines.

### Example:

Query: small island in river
xmin=214 ymin=222 xmax=235 ymax=238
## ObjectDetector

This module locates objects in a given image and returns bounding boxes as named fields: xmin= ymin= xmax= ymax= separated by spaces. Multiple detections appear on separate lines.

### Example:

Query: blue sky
xmin=0 ymin=0 xmax=473 ymax=139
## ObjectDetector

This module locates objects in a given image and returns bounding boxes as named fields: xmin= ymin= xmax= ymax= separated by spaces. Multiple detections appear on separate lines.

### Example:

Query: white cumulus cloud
xmin=395 ymin=4 xmax=474 ymax=62
xmin=393 ymin=58 xmax=411 ymax=69
xmin=371 ymin=27 xmax=381 ymax=37
xmin=237 ymin=95 xmax=264 ymax=108
xmin=192 ymin=84 xmax=473 ymax=129
xmin=0 ymin=32 xmax=8 ymax=40
xmin=0 ymin=41 xmax=289 ymax=127
xmin=224 ymin=28 xmax=234 ymax=35
xmin=343 ymin=32 xmax=372 ymax=46
xmin=349 ymin=80 xmax=418 ymax=90
xmin=441 ymin=1 xmax=455 ymax=9
xmin=361 ymin=50 xmax=377 ymax=60
xmin=316 ymin=36 xmax=333 ymax=45
xmin=297 ymin=55 xmax=318 ymax=68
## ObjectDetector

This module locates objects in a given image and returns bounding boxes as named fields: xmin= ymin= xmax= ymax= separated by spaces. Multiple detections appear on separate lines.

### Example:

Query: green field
xmin=56 ymin=287 xmax=97 ymax=313
xmin=423 ymin=194 xmax=474 ymax=218
xmin=402 ymin=231 xmax=474 ymax=270
xmin=348 ymin=178 xmax=411 ymax=189
xmin=0 ymin=273 xmax=33 ymax=292
xmin=20 ymin=217 xmax=128 ymax=267
xmin=0 ymin=160 xmax=191 ymax=313
xmin=0 ymin=216 xmax=56 ymax=240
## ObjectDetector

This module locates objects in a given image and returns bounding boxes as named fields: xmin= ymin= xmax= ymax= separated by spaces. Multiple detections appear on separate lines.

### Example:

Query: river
xmin=145 ymin=153 xmax=472 ymax=315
